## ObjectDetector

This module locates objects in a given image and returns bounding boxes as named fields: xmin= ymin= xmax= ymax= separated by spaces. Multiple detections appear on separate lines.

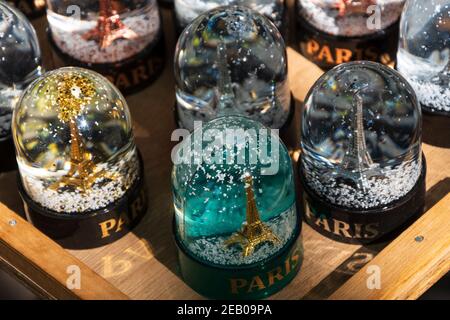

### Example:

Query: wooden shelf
xmin=0 ymin=6 xmax=449 ymax=300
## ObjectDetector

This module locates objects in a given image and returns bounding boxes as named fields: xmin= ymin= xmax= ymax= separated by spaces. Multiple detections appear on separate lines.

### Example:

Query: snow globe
xmin=12 ymin=67 xmax=148 ymax=249
xmin=299 ymin=61 xmax=426 ymax=244
xmin=174 ymin=6 xmax=295 ymax=146
xmin=296 ymin=0 xmax=405 ymax=69
xmin=397 ymin=0 xmax=450 ymax=116
xmin=46 ymin=0 xmax=165 ymax=94
xmin=174 ymin=0 xmax=287 ymax=36
xmin=7 ymin=0 xmax=46 ymax=19
xmin=0 ymin=2 xmax=42 ymax=172
xmin=172 ymin=115 xmax=302 ymax=299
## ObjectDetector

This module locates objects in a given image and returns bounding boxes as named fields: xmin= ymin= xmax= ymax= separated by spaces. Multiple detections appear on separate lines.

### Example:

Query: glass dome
xmin=0 ymin=2 xmax=42 ymax=140
xmin=172 ymin=115 xmax=298 ymax=266
xmin=175 ymin=0 xmax=286 ymax=32
xmin=297 ymin=0 xmax=405 ymax=37
xmin=397 ymin=0 xmax=450 ymax=114
xmin=301 ymin=61 xmax=422 ymax=209
xmin=12 ymin=67 xmax=140 ymax=213
xmin=174 ymin=6 xmax=291 ymax=131
xmin=46 ymin=0 xmax=161 ymax=64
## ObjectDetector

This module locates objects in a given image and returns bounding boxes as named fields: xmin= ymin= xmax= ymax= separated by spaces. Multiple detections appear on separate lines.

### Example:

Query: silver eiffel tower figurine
xmin=215 ymin=41 xmax=235 ymax=114
xmin=340 ymin=93 xmax=374 ymax=189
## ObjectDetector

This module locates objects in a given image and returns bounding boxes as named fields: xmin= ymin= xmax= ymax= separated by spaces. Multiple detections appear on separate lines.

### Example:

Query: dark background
xmin=1 ymin=266 xmax=449 ymax=300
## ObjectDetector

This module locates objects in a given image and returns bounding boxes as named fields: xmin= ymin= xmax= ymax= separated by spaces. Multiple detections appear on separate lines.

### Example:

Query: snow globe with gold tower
xmin=13 ymin=67 xmax=148 ymax=248
xmin=46 ymin=0 xmax=165 ymax=94
xmin=172 ymin=115 xmax=302 ymax=299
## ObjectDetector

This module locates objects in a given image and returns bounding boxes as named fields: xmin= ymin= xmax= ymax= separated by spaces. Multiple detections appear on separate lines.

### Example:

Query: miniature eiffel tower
xmin=215 ymin=41 xmax=237 ymax=114
xmin=436 ymin=60 xmax=450 ymax=87
xmin=224 ymin=175 xmax=280 ymax=257
xmin=340 ymin=93 xmax=374 ymax=188
xmin=50 ymin=74 xmax=115 ymax=193
xmin=82 ymin=0 xmax=138 ymax=49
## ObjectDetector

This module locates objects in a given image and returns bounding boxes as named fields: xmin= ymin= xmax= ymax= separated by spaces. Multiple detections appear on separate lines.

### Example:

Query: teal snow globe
xmin=172 ymin=115 xmax=302 ymax=299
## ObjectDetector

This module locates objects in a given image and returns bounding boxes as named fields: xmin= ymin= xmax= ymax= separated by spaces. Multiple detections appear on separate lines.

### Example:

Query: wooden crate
xmin=0 ymin=6 xmax=449 ymax=300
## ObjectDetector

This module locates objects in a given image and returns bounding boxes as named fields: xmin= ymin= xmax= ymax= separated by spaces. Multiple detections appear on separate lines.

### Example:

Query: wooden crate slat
xmin=329 ymin=194 xmax=450 ymax=300
xmin=0 ymin=203 xmax=129 ymax=300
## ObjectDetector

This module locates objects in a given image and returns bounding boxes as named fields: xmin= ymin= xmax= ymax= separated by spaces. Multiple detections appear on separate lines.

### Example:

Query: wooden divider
xmin=0 ymin=203 xmax=129 ymax=300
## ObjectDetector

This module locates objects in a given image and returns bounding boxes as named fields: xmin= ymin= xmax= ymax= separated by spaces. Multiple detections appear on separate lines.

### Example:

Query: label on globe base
xmin=296 ymin=17 xmax=399 ymax=70
xmin=298 ymin=155 xmax=427 ymax=245
xmin=49 ymin=32 xmax=165 ymax=95
xmin=17 ymin=152 xmax=148 ymax=249
xmin=0 ymin=135 xmax=17 ymax=172
xmin=174 ymin=223 xmax=303 ymax=300
xmin=8 ymin=0 xmax=45 ymax=19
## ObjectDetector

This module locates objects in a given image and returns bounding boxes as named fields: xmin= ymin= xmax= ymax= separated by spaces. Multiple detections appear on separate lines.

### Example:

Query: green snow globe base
xmin=172 ymin=115 xmax=302 ymax=299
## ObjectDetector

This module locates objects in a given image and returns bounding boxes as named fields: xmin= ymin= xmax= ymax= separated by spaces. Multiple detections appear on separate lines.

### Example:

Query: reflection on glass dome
xmin=397 ymin=0 xmax=450 ymax=114
xmin=175 ymin=0 xmax=285 ymax=31
xmin=0 ymin=2 xmax=42 ymax=139
xmin=46 ymin=0 xmax=161 ymax=64
xmin=172 ymin=116 xmax=297 ymax=266
xmin=13 ymin=67 xmax=140 ymax=213
xmin=297 ymin=0 xmax=404 ymax=37
xmin=301 ymin=61 xmax=422 ymax=209
xmin=175 ymin=6 xmax=291 ymax=131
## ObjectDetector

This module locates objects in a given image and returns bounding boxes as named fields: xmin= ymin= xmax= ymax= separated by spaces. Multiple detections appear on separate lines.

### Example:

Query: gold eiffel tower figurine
xmin=224 ymin=175 xmax=280 ymax=257
xmin=50 ymin=74 xmax=115 ymax=193
xmin=83 ymin=0 xmax=138 ymax=49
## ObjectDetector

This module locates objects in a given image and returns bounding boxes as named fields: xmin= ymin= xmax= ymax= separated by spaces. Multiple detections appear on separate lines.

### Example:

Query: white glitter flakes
xmin=186 ymin=206 xmax=297 ymax=266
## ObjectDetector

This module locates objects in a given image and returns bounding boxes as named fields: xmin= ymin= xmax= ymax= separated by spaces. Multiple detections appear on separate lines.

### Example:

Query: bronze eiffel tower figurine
xmin=50 ymin=74 xmax=115 ymax=193
xmin=334 ymin=0 xmax=377 ymax=16
xmin=224 ymin=175 xmax=280 ymax=257
xmin=83 ymin=0 xmax=138 ymax=49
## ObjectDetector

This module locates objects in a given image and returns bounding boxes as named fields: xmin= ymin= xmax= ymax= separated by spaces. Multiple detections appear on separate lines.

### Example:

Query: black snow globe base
xmin=296 ymin=17 xmax=399 ymax=70
xmin=8 ymin=0 xmax=45 ymax=19
xmin=298 ymin=154 xmax=427 ymax=245
xmin=18 ymin=152 xmax=148 ymax=249
xmin=48 ymin=32 xmax=165 ymax=95
xmin=174 ymin=218 xmax=302 ymax=300
xmin=421 ymin=104 xmax=450 ymax=118
xmin=0 ymin=136 xmax=17 ymax=172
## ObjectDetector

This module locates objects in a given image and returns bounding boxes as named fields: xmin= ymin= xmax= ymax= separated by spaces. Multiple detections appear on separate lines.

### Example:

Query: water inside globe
xmin=397 ymin=0 xmax=450 ymax=113
xmin=172 ymin=116 xmax=297 ymax=266
xmin=46 ymin=0 xmax=161 ymax=63
xmin=0 ymin=2 xmax=42 ymax=138
xmin=301 ymin=62 xmax=422 ymax=209
xmin=297 ymin=0 xmax=405 ymax=37
xmin=175 ymin=6 xmax=291 ymax=131
xmin=13 ymin=68 xmax=139 ymax=213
